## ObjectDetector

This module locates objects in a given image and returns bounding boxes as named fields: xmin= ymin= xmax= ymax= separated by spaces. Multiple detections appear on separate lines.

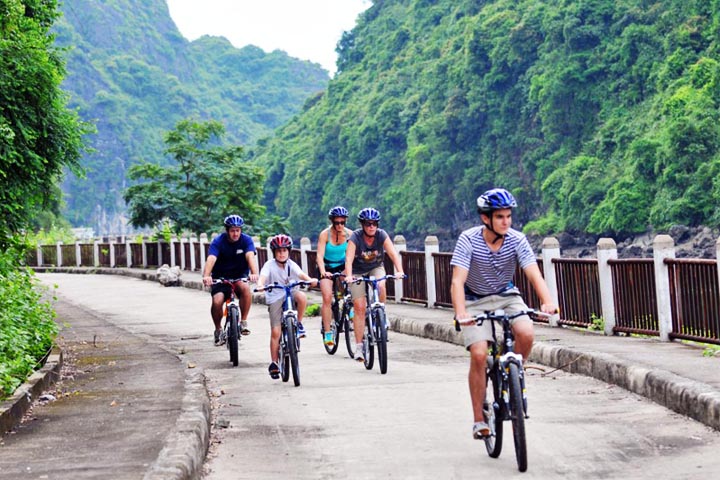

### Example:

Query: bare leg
xmin=270 ymin=325 xmax=281 ymax=363
xmin=512 ymin=321 xmax=534 ymax=361
xmin=468 ymin=341 xmax=489 ymax=423
xmin=210 ymin=292 xmax=225 ymax=330
xmin=353 ymin=296 xmax=367 ymax=345
xmin=320 ymin=278 xmax=333 ymax=333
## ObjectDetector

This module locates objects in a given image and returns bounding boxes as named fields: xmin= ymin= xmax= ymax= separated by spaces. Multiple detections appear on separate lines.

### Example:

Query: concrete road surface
xmin=39 ymin=274 xmax=720 ymax=479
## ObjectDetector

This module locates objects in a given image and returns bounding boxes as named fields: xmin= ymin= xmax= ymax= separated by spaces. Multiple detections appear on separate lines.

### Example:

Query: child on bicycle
xmin=257 ymin=234 xmax=318 ymax=379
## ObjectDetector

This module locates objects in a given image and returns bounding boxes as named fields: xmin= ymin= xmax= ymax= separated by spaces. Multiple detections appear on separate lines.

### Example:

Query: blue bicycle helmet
xmin=223 ymin=214 xmax=244 ymax=228
xmin=476 ymin=188 xmax=517 ymax=214
xmin=328 ymin=206 xmax=349 ymax=219
xmin=357 ymin=207 xmax=381 ymax=222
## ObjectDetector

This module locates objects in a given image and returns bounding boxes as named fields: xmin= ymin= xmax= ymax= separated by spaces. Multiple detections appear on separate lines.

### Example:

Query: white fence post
xmin=393 ymin=235 xmax=406 ymax=303
xmin=596 ymin=238 xmax=617 ymax=336
xmin=142 ymin=237 xmax=148 ymax=268
xmin=300 ymin=237 xmax=311 ymax=274
xmin=56 ymin=242 xmax=63 ymax=267
xmin=109 ymin=239 xmax=116 ymax=268
xmin=653 ymin=234 xmax=675 ymax=342
xmin=37 ymin=245 xmax=43 ymax=267
xmin=93 ymin=240 xmax=100 ymax=267
xmin=541 ymin=237 xmax=561 ymax=327
xmin=424 ymin=236 xmax=439 ymax=308
xmin=157 ymin=239 xmax=164 ymax=266
xmin=188 ymin=235 xmax=196 ymax=271
xmin=75 ymin=242 xmax=81 ymax=267
xmin=199 ymin=233 xmax=208 ymax=272
xmin=126 ymin=238 xmax=133 ymax=268
xmin=180 ymin=236 xmax=187 ymax=270
xmin=170 ymin=237 xmax=177 ymax=267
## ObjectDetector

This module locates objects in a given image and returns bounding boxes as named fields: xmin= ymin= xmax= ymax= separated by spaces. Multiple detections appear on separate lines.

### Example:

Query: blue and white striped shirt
xmin=450 ymin=226 xmax=536 ymax=296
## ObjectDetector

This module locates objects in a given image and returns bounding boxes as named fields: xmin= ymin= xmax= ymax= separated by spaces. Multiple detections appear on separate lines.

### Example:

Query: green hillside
xmin=54 ymin=0 xmax=329 ymax=233
xmin=250 ymin=0 xmax=720 ymax=244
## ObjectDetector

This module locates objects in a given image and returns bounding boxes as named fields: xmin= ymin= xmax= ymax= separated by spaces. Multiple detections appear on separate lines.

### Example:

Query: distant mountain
xmin=250 ymin=0 xmax=720 ymax=244
xmin=54 ymin=0 xmax=329 ymax=234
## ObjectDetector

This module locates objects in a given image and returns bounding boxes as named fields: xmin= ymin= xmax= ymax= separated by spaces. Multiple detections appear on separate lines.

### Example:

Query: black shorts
xmin=210 ymin=283 xmax=233 ymax=299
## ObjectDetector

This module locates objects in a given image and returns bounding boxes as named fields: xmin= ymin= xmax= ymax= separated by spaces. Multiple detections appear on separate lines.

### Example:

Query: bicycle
xmin=349 ymin=273 xmax=406 ymax=374
xmin=254 ymin=280 xmax=313 ymax=387
xmin=212 ymin=278 xmax=248 ymax=367
xmin=455 ymin=308 xmax=547 ymax=472
xmin=320 ymin=272 xmax=354 ymax=356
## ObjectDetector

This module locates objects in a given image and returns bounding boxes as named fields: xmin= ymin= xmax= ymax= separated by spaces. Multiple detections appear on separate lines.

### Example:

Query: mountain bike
xmin=349 ymin=274 xmax=406 ymax=374
xmin=254 ymin=280 xmax=313 ymax=387
xmin=455 ymin=308 xmax=547 ymax=472
xmin=320 ymin=272 xmax=354 ymax=356
xmin=212 ymin=278 xmax=248 ymax=367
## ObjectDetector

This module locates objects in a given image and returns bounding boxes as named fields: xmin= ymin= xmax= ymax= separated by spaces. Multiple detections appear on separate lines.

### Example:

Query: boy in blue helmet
xmin=202 ymin=214 xmax=259 ymax=345
xmin=450 ymin=189 xmax=556 ymax=439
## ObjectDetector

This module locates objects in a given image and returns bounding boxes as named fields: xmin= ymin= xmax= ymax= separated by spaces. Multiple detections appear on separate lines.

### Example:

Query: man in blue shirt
xmin=451 ymin=188 xmax=556 ymax=440
xmin=202 ymin=214 xmax=259 ymax=344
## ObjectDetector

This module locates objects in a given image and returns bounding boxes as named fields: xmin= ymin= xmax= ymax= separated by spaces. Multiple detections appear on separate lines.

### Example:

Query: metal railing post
xmin=653 ymin=234 xmax=675 ymax=342
xmin=597 ymin=238 xmax=617 ymax=336
xmin=541 ymin=237 xmax=561 ymax=327
xmin=300 ymin=237 xmax=311 ymax=274
xmin=394 ymin=235 xmax=406 ymax=303
xmin=424 ymin=236 xmax=439 ymax=308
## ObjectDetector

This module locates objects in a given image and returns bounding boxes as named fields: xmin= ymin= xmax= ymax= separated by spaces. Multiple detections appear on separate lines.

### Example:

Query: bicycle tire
xmin=281 ymin=321 xmax=290 ymax=383
xmin=508 ymin=362 xmax=527 ymax=472
xmin=227 ymin=305 xmax=239 ymax=367
xmin=323 ymin=301 xmax=340 ymax=355
xmin=484 ymin=366 xmax=503 ymax=458
xmin=374 ymin=308 xmax=388 ymax=374
xmin=363 ymin=317 xmax=374 ymax=370
xmin=287 ymin=317 xmax=300 ymax=387
xmin=344 ymin=307 xmax=355 ymax=359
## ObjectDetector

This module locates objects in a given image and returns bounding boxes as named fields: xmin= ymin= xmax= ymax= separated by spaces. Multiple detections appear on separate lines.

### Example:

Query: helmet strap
xmin=481 ymin=213 xmax=505 ymax=244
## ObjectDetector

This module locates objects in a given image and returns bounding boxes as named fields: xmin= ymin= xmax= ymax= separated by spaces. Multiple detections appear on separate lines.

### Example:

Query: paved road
xmin=24 ymin=274 xmax=720 ymax=478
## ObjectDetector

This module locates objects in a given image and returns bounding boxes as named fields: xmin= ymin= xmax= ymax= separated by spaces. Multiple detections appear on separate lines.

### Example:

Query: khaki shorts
xmin=460 ymin=293 xmax=532 ymax=349
xmin=349 ymin=266 xmax=386 ymax=300
xmin=267 ymin=292 xmax=303 ymax=328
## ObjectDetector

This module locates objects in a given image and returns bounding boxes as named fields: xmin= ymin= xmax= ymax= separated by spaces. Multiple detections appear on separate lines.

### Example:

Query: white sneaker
xmin=355 ymin=343 xmax=365 ymax=362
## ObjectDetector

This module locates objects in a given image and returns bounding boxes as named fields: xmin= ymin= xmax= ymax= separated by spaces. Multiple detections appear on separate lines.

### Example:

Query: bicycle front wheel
xmin=227 ymin=305 xmax=239 ymax=367
xmin=281 ymin=325 xmax=290 ymax=383
xmin=374 ymin=308 xmax=388 ymax=374
xmin=508 ymin=362 xmax=527 ymax=472
xmin=287 ymin=318 xmax=301 ymax=387
xmin=484 ymin=366 xmax=503 ymax=458
xmin=343 ymin=307 xmax=355 ymax=359
xmin=364 ymin=317 xmax=374 ymax=370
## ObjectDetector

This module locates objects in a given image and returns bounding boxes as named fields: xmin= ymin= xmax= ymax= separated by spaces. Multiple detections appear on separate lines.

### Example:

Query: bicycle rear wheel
xmin=374 ymin=308 xmax=388 ymax=374
xmin=287 ymin=317 xmax=300 ymax=387
xmin=227 ymin=305 xmax=239 ymax=367
xmin=508 ymin=362 xmax=527 ymax=472
xmin=484 ymin=366 xmax=503 ymax=458
xmin=323 ymin=301 xmax=340 ymax=355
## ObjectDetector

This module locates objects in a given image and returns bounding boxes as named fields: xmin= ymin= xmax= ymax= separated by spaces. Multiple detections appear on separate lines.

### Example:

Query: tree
xmin=124 ymin=119 xmax=270 ymax=235
xmin=0 ymin=0 xmax=88 ymax=248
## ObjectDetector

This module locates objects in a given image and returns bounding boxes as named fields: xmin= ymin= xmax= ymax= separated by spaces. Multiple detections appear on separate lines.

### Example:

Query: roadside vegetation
xmin=0 ymin=247 xmax=57 ymax=399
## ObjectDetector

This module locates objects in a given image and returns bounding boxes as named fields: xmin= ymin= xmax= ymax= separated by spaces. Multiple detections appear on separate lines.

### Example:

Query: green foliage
xmin=588 ymin=314 xmax=605 ymax=332
xmin=702 ymin=345 xmax=720 ymax=357
xmin=0 ymin=0 xmax=90 ymax=249
xmin=124 ymin=119 xmax=267 ymax=236
xmin=305 ymin=303 xmax=321 ymax=317
xmin=0 ymin=247 xmax=58 ymax=399
xmin=249 ymin=0 xmax=720 ymax=242
xmin=54 ymin=0 xmax=329 ymax=233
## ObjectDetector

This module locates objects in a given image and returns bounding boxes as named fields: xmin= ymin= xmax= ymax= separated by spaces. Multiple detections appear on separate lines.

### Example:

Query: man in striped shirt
xmin=450 ymin=188 xmax=556 ymax=440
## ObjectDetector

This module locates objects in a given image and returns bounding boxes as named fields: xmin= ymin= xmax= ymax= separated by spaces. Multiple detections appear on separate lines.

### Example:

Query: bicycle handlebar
xmin=212 ymin=277 xmax=249 ymax=284
xmin=253 ymin=280 xmax=315 ymax=293
xmin=348 ymin=273 xmax=407 ymax=284
xmin=453 ymin=309 xmax=554 ymax=332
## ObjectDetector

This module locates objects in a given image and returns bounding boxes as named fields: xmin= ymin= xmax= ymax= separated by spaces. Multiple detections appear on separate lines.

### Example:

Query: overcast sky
xmin=166 ymin=0 xmax=371 ymax=74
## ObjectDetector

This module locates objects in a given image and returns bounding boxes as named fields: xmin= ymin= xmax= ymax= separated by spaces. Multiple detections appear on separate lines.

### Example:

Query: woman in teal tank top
xmin=317 ymin=206 xmax=352 ymax=347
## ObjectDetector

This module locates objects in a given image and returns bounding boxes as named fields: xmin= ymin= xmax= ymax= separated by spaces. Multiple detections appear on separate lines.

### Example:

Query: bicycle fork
xmin=499 ymin=353 xmax=529 ymax=420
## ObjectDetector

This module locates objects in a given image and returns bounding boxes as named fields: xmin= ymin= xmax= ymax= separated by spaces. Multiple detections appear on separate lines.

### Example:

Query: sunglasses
xmin=362 ymin=221 xmax=379 ymax=227
xmin=332 ymin=220 xmax=346 ymax=226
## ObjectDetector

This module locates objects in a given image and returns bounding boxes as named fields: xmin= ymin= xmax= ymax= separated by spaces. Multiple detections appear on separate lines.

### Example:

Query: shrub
xmin=0 ymin=247 xmax=57 ymax=398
